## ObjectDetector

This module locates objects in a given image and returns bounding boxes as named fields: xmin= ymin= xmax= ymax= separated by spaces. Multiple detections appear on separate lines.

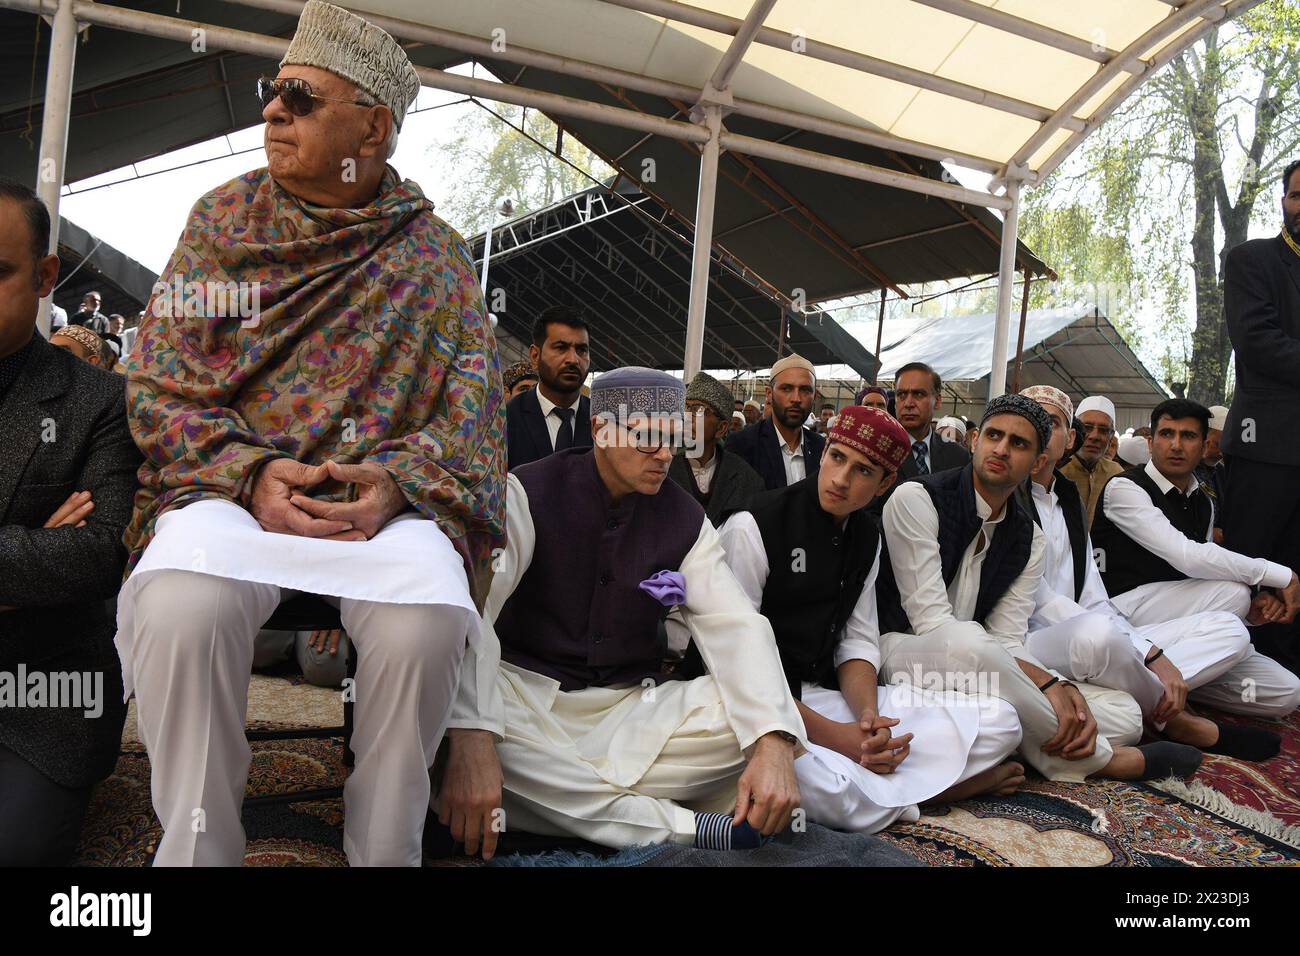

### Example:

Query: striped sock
xmin=693 ymin=812 xmax=763 ymax=850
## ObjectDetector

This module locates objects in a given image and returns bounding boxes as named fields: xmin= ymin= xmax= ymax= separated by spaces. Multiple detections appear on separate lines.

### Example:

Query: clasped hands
xmin=249 ymin=457 xmax=407 ymax=542
xmin=1246 ymin=572 xmax=1300 ymax=626
xmin=853 ymin=711 xmax=912 ymax=775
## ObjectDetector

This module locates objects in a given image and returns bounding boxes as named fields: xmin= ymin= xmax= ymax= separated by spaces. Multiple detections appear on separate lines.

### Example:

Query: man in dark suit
xmin=869 ymin=361 xmax=969 ymax=516
xmin=725 ymin=352 xmax=825 ymax=490
xmin=1221 ymin=159 xmax=1300 ymax=676
xmin=505 ymin=305 xmax=593 ymax=471
xmin=0 ymin=179 xmax=139 ymax=864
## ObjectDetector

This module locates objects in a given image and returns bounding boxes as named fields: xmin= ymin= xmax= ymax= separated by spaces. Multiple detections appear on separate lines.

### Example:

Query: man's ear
xmin=1067 ymin=428 xmax=1077 ymax=453
xmin=1033 ymin=450 xmax=1049 ymax=475
xmin=356 ymin=105 xmax=393 ymax=159
xmin=876 ymin=470 xmax=898 ymax=497
xmin=36 ymin=253 xmax=59 ymax=298
xmin=528 ymin=343 xmax=541 ymax=369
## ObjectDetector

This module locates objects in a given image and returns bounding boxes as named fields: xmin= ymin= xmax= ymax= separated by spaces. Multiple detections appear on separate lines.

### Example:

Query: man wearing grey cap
xmin=118 ymin=1 xmax=505 ymax=866
xmin=441 ymin=367 xmax=820 ymax=858
xmin=1061 ymin=395 xmax=1124 ymax=528
xmin=669 ymin=372 xmax=765 ymax=526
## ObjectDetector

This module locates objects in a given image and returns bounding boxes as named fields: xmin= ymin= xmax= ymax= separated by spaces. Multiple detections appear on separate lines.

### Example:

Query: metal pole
xmin=873 ymin=288 xmax=886 ymax=384
xmin=34 ymin=0 xmax=77 ymax=339
xmin=1010 ymin=269 xmax=1032 ymax=393
xmin=987 ymin=178 xmax=1021 ymax=401
xmin=683 ymin=105 xmax=721 ymax=379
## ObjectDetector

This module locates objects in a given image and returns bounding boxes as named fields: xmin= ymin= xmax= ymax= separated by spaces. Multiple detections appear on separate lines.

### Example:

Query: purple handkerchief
xmin=639 ymin=570 xmax=686 ymax=607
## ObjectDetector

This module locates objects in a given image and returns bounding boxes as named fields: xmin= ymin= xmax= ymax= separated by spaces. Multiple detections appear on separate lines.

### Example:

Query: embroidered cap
xmin=827 ymin=405 xmax=912 ymax=473
xmin=590 ymin=366 xmax=685 ymax=422
xmin=980 ymin=393 xmax=1053 ymax=453
xmin=1020 ymin=384 xmax=1074 ymax=424
xmin=280 ymin=0 xmax=421 ymax=129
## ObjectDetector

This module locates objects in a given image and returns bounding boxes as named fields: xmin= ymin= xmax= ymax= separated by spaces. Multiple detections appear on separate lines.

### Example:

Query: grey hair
xmin=353 ymin=89 xmax=399 ymax=160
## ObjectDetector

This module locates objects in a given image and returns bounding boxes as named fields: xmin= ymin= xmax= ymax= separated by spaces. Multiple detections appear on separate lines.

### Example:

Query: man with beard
xmin=1017 ymin=387 xmax=1277 ymax=763
xmin=1061 ymin=395 xmax=1124 ymax=528
xmin=876 ymin=395 xmax=1198 ymax=783
xmin=869 ymin=362 xmax=968 ymax=516
xmin=726 ymin=353 xmax=825 ymax=490
xmin=1220 ymin=161 xmax=1300 ymax=676
xmin=1091 ymin=398 xmax=1300 ymax=718
xmin=505 ymin=305 xmax=592 ymax=470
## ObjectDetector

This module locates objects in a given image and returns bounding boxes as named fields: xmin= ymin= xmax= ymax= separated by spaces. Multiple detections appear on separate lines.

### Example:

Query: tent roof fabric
xmin=53 ymin=215 xmax=157 ymax=318
xmin=472 ymin=179 xmax=881 ymax=377
xmin=876 ymin=304 xmax=1169 ymax=414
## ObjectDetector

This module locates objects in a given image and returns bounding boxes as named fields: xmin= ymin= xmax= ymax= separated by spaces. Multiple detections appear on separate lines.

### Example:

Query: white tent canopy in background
xmin=875 ymin=304 xmax=1169 ymax=430
xmin=14 ymin=0 xmax=1263 ymax=389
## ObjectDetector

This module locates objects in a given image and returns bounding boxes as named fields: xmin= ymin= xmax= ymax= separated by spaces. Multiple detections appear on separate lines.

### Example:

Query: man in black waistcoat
xmin=668 ymin=371 xmax=764 ymax=527
xmin=720 ymin=406 xmax=1024 ymax=833
xmin=1017 ymin=387 xmax=1269 ymax=763
xmin=0 ymin=180 xmax=137 ymax=863
xmin=1220 ymin=160 xmax=1300 ymax=676
xmin=1091 ymin=398 xmax=1300 ymax=721
xmin=876 ymin=394 xmax=1196 ymax=783
xmin=439 ymin=367 xmax=807 ymax=859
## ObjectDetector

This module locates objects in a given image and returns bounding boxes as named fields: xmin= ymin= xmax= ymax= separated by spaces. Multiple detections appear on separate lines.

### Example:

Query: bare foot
xmin=933 ymin=761 xmax=1026 ymax=802
xmin=1159 ymin=711 xmax=1219 ymax=749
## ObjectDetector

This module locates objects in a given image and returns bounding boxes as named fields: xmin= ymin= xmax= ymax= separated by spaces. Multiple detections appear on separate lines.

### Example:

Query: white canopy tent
xmin=13 ymin=0 xmax=1266 ymax=395
xmin=875 ymin=303 xmax=1170 ymax=430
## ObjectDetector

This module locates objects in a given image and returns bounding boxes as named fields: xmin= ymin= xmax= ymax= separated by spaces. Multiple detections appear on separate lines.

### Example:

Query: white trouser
xmin=794 ymin=683 xmax=1021 ymax=834
xmin=1026 ymin=610 xmax=1249 ymax=723
xmin=1111 ymin=579 xmax=1300 ymax=718
xmin=130 ymin=569 xmax=468 ymax=866
xmin=880 ymin=621 xmax=1143 ymax=782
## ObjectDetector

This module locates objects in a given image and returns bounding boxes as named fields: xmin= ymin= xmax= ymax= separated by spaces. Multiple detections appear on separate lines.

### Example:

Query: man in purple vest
xmin=439 ymin=367 xmax=807 ymax=859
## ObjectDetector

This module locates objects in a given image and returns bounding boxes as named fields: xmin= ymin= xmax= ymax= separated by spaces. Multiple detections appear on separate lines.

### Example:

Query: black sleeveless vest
xmin=746 ymin=477 xmax=879 ymax=699
xmin=876 ymin=464 xmax=1034 ymax=634
xmin=1090 ymin=464 xmax=1212 ymax=597
xmin=1015 ymin=471 xmax=1089 ymax=602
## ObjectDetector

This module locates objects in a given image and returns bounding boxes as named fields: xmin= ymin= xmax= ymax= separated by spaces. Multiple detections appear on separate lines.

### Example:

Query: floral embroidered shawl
xmin=124 ymin=166 xmax=505 ymax=608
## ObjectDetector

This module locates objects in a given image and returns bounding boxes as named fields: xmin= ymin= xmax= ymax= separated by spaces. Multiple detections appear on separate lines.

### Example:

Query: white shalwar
xmin=447 ymin=475 xmax=809 ymax=849
xmin=116 ymin=498 xmax=477 ymax=866
xmin=1099 ymin=462 xmax=1300 ymax=717
xmin=719 ymin=513 xmax=1022 ymax=833
xmin=879 ymin=482 xmax=1144 ymax=783
xmin=1025 ymin=477 xmax=1250 ymax=723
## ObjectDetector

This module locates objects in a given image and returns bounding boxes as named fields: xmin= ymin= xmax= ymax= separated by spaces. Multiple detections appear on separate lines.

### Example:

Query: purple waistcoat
xmin=497 ymin=448 xmax=705 ymax=691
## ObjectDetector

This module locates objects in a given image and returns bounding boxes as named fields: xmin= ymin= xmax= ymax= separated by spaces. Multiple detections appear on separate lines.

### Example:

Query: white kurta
xmin=1025 ymin=476 xmax=1247 ymax=722
xmin=447 ymin=474 xmax=808 ymax=848
xmin=718 ymin=512 xmax=1021 ymax=832
xmin=1099 ymin=462 xmax=1300 ymax=717
xmin=879 ymin=482 xmax=1144 ymax=782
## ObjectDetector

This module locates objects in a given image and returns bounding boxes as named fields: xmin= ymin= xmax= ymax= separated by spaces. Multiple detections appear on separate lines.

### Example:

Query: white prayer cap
xmin=935 ymin=416 xmax=967 ymax=438
xmin=1208 ymin=405 xmax=1229 ymax=431
xmin=731 ymin=411 xmax=746 ymax=428
xmin=1076 ymin=395 xmax=1116 ymax=424
xmin=744 ymin=399 xmax=761 ymax=411
xmin=770 ymin=352 xmax=816 ymax=386
xmin=1117 ymin=434 xmax=1150 ymax=466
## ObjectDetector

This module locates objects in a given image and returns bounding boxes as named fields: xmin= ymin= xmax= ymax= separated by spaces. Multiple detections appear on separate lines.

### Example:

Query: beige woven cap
xmin=280 ymin=1 xmax=420 ymax=129
xmin=770 ymin=352 xmax=816 ymax=385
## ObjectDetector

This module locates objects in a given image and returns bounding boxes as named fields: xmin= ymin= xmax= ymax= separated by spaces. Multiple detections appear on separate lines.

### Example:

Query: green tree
xmin=1020 ymin=0 xmax=1300 ymax=404
xmin=429 ymin=101 xmax=612 ymax=237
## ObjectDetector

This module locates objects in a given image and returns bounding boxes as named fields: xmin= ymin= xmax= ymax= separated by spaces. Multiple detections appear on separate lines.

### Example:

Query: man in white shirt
xmin=1091 ymin=398 xmax=1300 ymax=719
xmin=719 ymin=405 xmax=1023 ymax=834
xmin=1018 ymin=386 xmax=1281 ymax=761
xmin=876 ymin=394 xmax=1202 ymax=783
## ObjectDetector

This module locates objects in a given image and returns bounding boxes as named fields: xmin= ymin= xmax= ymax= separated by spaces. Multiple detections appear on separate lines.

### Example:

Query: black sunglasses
xmin=256 ymin=77 xmax=373 ymax=117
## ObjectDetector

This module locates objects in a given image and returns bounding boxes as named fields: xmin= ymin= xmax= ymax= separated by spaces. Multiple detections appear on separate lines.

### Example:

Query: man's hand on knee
xmin=439 ymin=729 xmax=505 ymax=861
xmin=250 ymin=459 xmax=352 ymax=538
xmin=735 ymin=732 xmax=801 ymax=836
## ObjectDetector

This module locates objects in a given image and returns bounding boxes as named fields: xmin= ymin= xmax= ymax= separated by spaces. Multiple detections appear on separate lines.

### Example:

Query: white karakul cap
xmin=1076 ymin=395 xmax=1116 ymax=424
xmin=280 ymin=0 xmax=421 ymax=129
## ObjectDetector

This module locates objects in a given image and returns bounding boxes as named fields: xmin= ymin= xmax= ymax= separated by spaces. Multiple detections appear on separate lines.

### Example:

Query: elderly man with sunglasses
xmin=440 ymin=367 xmax=811 ymax=859
xmin=117 ymin=1 xmax=505 ymax=866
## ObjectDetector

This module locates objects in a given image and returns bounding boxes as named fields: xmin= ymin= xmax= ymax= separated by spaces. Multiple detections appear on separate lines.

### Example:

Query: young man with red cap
xmin=719 ymin=406 xmax=1025 ymax=832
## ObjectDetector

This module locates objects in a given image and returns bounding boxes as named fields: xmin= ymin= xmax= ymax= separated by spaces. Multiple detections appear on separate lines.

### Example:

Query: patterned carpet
xmin=76 ymin=678 xmax=1300 ymax=867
